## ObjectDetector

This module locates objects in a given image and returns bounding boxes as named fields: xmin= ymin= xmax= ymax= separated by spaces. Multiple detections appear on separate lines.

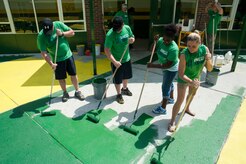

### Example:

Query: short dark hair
xmin=163 ymin=24 xmax=177 ymax=39
xmin=112 ymin=16 xmax=123 ymax=32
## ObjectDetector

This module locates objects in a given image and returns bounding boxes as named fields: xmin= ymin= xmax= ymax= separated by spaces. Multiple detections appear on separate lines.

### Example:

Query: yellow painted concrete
xmin=0 ymin=56 xmax=110 ymax=113
xmin=217 ymin=98 xmax=246 ymax=164
xmin=0 ymin=89 xmax=17 ymax=112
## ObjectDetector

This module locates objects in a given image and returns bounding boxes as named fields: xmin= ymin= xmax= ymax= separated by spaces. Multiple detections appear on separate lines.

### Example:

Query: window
xmin=0 ymin=0 xmax=11 ymax=33
xmin=61 ymin=0 xmax=86 ymax=31
xmin=34 ymin=0 xmax=59 ymax=32
xmin=232 ymin=0 xmax=245 ymax=29
xmin=219 ymin=0 xmax=240 ymax=30
xmin=9 ymin=0 xmax=36 ymax=33
xmin=175 ymin=0 xmax=198 ymax=24
xmin=0 ymin=0 xmax=86 ymax=34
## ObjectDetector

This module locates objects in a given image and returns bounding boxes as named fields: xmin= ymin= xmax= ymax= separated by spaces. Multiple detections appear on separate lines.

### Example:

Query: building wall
xmin=0 ymin=0 xmax=245 ymax=54
xmin=84 ymin=0 xmax=105 ymax=51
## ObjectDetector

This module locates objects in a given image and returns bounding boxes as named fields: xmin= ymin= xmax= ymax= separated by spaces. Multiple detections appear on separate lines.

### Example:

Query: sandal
xmin=168 ymin=123 xmax=176 ymax=132
xmin=185 ymin=110 xmax=195 ymax=117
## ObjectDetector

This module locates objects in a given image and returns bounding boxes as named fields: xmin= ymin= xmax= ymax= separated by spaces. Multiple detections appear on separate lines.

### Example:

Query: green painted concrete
xmin=30 ymin=109 xmax=155 ymax=163
xmin=0 ymin=110 xmax=81 ymax=164
xmin=0 ymin=90 xmax=244 ymax=163
xmin=0 ymin=55 xmax=32 ymax=63
xmin=150 ymin=95 xmax=242 ymax=164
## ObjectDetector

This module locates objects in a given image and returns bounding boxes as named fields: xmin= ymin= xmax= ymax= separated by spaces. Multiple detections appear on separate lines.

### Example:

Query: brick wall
xmin=196 ymin=0 xmax=214 ymax=31
xmin=85 ymin=0 xmax=105 ymax=51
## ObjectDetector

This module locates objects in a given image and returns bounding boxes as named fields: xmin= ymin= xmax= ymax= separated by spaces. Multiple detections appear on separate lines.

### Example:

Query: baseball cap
xmin=122 ymin=4 xmax=127 ymax=8
xmin=42 ymin=18 xmax=53 ymax=35
xmin=112 ymin=16 xmax=123 ymax=32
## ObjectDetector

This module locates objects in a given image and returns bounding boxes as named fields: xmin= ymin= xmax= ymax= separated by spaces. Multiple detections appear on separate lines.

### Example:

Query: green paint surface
xmin=31 ymin=109 xmax=156 ymax=164
xmin=151 ymin=95 xmax=242 ymax=164
xmin=0 ymin=55 xmax=32 ymax=63
xmin=0 ymin=111 xmax=81 ymax=164
xmin=0 ymin=87 xmax=244 ymax=163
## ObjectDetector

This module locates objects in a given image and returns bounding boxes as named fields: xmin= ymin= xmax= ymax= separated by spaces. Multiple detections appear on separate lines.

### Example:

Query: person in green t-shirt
xmin=147 ymin=24 xmax=179 ymax=114
xmin=206 ymin=1 xmax=223 ymax=55
xmin=115 ymin=3 xmax=129 ymax=26
xmin=104 ymin=16 xmax=135 ymax=104
xmin=37 ymin=18 xmax=85 ymax=102
xmin=168 ymin=32 xmax=213 ymax=132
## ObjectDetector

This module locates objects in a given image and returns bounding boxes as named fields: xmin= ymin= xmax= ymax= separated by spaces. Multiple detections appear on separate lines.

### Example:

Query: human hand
xmin=51 ymin=63 xmax=57 ymax=70
xmin=128 ymin=37 xmax=135 ymax=44
xmin=191 ymin=78 xmax=200 ymax=88
xmin=56 ymin=29 xmax=63 ymax=37
xmin=154 ymin=34 xmax=159 ymax=41
xmin=113 ymin=61 xmax=121 ymax=68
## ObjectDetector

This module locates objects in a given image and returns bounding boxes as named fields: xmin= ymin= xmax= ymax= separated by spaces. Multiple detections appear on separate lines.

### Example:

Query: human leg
xmin=111 ymin=63 xmax=124 ymax=104
xmin=58 ymin=79 xmax=69 ymax=102
xmin=67 ymin=56 xmax=85 ymax=100
xmin=161 ymin=71 xmax=177 ymax=109
xmin=184 ymin=85 xmax=198 ymax=116
xmin=121 ymin=61 xmax=133 ymax=96
xmin=168 ymin=83 xmax=187 ymax=132
xmin=55 ymin=60 xmax=69 ymax=102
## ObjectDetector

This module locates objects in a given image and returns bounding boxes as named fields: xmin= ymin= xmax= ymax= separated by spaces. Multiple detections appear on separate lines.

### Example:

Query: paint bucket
xmin=214 ymin=55 xmax=224 ymax=68
xmin=96 ymin=44 xmax=101 ymax=56
xmin=92 ymin=78 xmax=106 ymax=100
xmin=76 ymin=44 xmax=85 ymax=56
xmin=205 ymin=68 xmax=220 ymax=86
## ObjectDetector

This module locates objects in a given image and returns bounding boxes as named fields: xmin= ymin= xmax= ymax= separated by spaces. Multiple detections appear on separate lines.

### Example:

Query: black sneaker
xmin=121 ymin=88 xmax=132 ymax=96
xmin=62 ymin=91 xmax=69 ymax=102
xmin=116 ymin=94 xmax=124 ymax=104
xmin=74 ymin=91 xmax=85 ymax=101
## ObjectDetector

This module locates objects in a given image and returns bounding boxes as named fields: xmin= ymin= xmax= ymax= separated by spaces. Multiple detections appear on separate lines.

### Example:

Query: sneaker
xmin=167 ymin=98 xmax=175 ymax=104
xmin=116 ymin=94 xmax=124 ymax=104
xmin=74 ymin=91 xmax=85 ymax=101
xmin=62 ymin=91 xmax=69 ymax=102
xmin=121 ymin=88 xmax=132 ymax=96
xmin=152 ymin=106 xmax=166 ymax=114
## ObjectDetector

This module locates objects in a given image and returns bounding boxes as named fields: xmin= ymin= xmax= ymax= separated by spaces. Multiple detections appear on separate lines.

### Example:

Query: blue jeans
xmin=162 ymin=70 xmax=177 ymax=99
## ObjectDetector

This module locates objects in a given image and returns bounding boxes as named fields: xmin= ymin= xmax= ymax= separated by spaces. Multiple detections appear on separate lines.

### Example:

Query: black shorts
xmin=55 ymin=56 xmax=77 ymax=80
xmin=111 ymin=60 xmax=132 ymax=84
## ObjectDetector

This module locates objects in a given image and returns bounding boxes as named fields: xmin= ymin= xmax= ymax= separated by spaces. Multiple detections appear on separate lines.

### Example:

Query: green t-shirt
xmin=207 ymin=9 xmax=222 ymax=35
xmin=104 ymin=25 xmax=134 ymax=63
xmin=115 ymin=11 xmax=129 ymax=25
xmin=37 ymin=21 xmax=72 ymax=62
xmin=178 ymin=44 xmax=207 ymax=83
xmin=156 ymin=37 xmax=179 ymax=69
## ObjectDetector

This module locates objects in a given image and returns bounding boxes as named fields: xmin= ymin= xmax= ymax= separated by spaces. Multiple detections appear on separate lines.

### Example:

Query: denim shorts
xmin=162 ymin=70 xmax=177 ymax=99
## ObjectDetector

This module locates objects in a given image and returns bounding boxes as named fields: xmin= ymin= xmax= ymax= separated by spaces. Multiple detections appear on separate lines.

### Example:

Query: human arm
xmin=205 ymin=46 xmax=213 ymax=72
xmin=104 ymin=47 xmax=121 ymax=68
xmin=56 ymin=28 xmax=75 ymax=37
xmin=215 ymin=2 xmax=223 ymax=15
xmin=40 ymin=51 xmax=57 ymax=70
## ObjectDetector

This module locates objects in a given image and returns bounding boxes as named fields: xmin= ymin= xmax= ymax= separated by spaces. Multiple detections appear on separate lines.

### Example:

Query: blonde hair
xmin=187 ymin=32 xmax=201 ymax=44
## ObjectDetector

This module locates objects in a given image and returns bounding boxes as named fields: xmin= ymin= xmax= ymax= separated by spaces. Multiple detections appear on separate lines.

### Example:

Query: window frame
xmin=0 ymin=0 xmax=86 ymax=34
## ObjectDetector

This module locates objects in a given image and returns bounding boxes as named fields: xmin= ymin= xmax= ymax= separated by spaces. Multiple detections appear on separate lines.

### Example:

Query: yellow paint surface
xmin=0 ymin=56 xmax=110 ymax=113
xmin=218 ymin=99 xmax=246 ymax=164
